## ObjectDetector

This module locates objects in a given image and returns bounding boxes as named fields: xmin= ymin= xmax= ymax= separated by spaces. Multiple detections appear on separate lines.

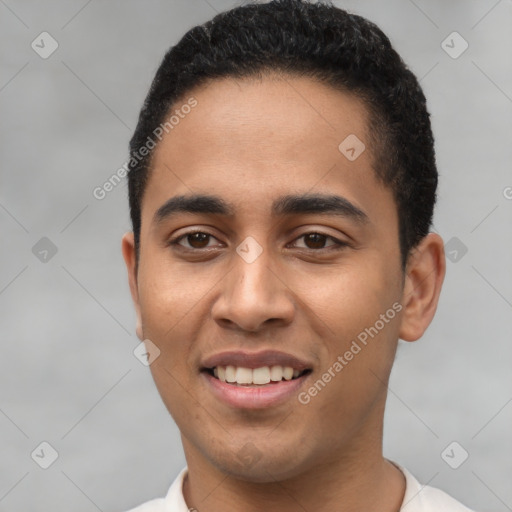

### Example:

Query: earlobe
xmin=135 ymin=322 xmax=144 ymax=341
xmin=398 ymin=233 xmax=446 ymax=342
xmin=121 ymin=232 xmax=144 ymax=340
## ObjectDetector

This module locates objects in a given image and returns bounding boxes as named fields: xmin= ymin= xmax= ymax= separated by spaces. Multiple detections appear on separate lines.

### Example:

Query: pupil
xmin=189 ymin=233 xmax=209 ymax=248
xmin=305 ymin=233 xmax=326 ymax=249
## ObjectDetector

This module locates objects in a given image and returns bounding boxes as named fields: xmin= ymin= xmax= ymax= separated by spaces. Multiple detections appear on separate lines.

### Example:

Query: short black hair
xmin=127 ymin=0 xmax=437 ymax=269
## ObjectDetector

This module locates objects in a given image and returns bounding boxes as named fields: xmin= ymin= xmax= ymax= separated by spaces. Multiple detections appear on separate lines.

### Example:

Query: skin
xmin=122 ymin=73 xmax=446 ymax=512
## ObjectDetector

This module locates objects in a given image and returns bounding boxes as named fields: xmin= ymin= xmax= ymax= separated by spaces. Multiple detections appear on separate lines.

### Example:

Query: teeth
xmin=283 ymin=366 xmax=294 ymax=380
xmin=270 ymin=365 xmax=283 ymax=381
xmin=253 ymin=367 xmax=270 ymax=385
xmin=235 ymin=367 xmax=253 ymax=384
xmin=211 ymin=365 xmax=302 ymax=385
xmin=225 ymin=365 xmax=237 ymax=383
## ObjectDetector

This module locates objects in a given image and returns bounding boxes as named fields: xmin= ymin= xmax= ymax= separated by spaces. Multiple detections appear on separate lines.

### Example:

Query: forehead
xmin=161 ymin=73 xmax=370 ymax=167
xmin=142 ymin=73 xmax=391 ymax=223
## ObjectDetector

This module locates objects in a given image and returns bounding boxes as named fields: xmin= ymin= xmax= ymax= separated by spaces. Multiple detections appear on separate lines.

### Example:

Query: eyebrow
xmin=153 ymin=193 xmax=369 ymax=225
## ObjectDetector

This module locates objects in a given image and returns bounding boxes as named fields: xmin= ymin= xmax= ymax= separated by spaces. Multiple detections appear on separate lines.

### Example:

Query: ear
xmin=399 ymin=232 xmax=446 ymax=342
xmin=121 ymin=232 xmax=144 ymax=341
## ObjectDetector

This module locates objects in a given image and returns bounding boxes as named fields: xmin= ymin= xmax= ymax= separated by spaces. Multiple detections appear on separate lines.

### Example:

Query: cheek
xmin=288 ymin=257 xmax=399 ymax=335
xmin=287 ymin=260 xmax=401 ymax=393
xmin=136 ymin=260 xmax=201 ymax=373
xmin=137 ymin=256 xmax=205 ymax=331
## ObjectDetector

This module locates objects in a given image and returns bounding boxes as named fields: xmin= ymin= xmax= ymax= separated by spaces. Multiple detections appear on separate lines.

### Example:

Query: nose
xmin=211 ymin=249 xmax=295 ymax=333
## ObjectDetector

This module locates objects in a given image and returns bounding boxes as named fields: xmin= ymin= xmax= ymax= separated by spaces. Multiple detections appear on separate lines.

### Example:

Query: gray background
xmin=1 ymin=0 xmax=511 ymax=510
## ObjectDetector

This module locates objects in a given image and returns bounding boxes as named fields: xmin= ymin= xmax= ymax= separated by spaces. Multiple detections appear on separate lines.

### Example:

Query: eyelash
xmin=168 ymin=230 xmax=348 ymax=252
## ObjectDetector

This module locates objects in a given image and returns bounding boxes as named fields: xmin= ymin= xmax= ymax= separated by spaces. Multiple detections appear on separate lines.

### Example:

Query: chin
xmin=207 ymin=444 xmax=310 ymax=484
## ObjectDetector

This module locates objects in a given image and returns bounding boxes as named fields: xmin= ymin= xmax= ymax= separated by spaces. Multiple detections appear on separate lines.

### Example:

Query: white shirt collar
xmin=162 ymin=466 xmax=189 ymax=512
xmin=158 ymin=462 xmax=473 ymax=512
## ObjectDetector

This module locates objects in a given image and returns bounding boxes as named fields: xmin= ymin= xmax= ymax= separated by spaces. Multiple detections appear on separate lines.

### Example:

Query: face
xmin=123 ymin=74 xmax=413 ymax=482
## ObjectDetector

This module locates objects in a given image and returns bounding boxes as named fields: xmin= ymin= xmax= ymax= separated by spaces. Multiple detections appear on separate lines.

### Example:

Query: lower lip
xmin=202 ymin=371 xmax=310 ymax=409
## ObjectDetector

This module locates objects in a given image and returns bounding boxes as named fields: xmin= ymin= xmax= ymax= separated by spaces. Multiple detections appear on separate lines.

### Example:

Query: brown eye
xmin=303 ymin=233 xmax=328 ymax=249
xmin=174 ymin=232 xmax=217 ymax=249
xmin=186 ymin=232 xmax=210 ymax=248
xmin=290 ymin=232 xmax=346 ymax=251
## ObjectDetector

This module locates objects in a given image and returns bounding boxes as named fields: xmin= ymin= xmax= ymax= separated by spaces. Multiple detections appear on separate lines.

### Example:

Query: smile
xmin=200 ymin=349 xmax=313 ymax=408
xmin=201 ymin=367 xmax=312 ymax=409
xmin=204 ymin=365 xmax=310 ymax=386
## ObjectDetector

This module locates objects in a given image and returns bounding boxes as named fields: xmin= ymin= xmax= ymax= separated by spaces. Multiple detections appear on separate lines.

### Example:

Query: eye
xmin=169 ymin=230 xmax=347 ymax=252
xmin=171 ymin=231 xmax=221 ymax=249
xmin=290 ymin=232 xmax=346 ymax=250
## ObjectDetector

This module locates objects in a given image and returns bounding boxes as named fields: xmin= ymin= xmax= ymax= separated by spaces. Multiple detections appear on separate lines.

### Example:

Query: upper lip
xmin=201 ymin=350 xmax=312 ymax=371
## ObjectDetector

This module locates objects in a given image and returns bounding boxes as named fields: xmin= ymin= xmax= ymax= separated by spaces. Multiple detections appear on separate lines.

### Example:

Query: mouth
xmin=200 ymin=350 xmax=314 ymax=408
xmin=202 ymin=365 xmax=312 ymax=386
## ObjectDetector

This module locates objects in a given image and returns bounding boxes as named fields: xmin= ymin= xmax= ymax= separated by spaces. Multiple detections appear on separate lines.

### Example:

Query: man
xmin=121 ymin=0 xmax=475 ymax=510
